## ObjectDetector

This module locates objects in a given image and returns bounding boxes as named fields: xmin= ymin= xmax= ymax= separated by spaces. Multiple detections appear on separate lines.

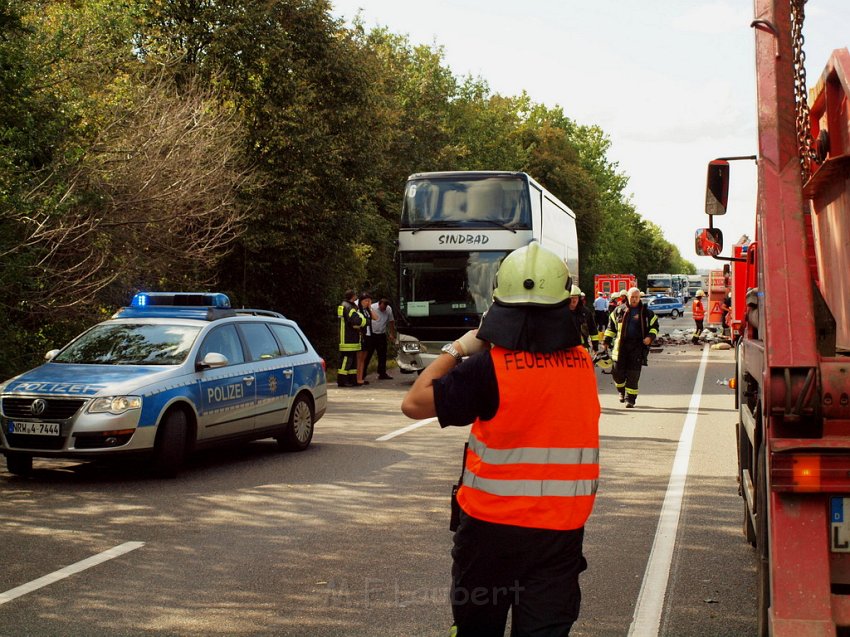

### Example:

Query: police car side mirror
xmin=197 ymin=352 xmax=229 ymax=371
xmin=45 ymin=349 xmax=60 ymax=361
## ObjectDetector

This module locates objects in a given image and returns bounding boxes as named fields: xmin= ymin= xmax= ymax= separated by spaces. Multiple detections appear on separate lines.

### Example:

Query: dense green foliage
xmin=0 ymin=0 xmax=694 ymax=374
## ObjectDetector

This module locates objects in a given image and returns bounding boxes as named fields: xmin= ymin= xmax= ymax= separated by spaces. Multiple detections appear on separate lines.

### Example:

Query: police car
xmin=0 ymin=293 xmax=327 ymax=477
xmin=646 ymin=295 xmax=686 ymax=318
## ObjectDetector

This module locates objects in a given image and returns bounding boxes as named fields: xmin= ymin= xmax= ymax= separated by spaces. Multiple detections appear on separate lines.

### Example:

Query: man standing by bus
xmin=364 ymin=297 xmax=396 ymax=380
xmin=602 ymin=287 xmax=658 ymax=408
xmin=402 ymin=242 xmax=600 ymax=636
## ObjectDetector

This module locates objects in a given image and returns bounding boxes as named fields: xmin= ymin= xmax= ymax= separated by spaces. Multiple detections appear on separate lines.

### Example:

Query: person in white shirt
xmin=364 ymin=297 xmax=396 ymax=380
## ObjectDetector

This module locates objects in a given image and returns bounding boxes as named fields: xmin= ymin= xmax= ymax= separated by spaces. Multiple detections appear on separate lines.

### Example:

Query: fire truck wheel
xmin=756 ymin=441 xmax=770 ymax=637
xmin=738 ymin=423 xmax=756 ymax=547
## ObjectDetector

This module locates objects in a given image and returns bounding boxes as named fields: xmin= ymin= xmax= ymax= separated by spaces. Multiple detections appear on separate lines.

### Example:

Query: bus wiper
xmin=410 ymin=220 xmax=456 ymax=235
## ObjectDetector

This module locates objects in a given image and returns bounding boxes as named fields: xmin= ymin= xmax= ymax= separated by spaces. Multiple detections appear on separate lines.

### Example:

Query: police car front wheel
xmin=278 ymin=395 xmax=314 ymax=452
xmin=5 ymin=452 xmax=33 ymax=477
xmin=152 ymin=409 xmax=189 ymax=478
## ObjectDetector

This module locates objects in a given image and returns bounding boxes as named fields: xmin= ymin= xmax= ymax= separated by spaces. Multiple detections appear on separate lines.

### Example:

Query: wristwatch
xmin=441 ymin=342 xmax=463 ymax=362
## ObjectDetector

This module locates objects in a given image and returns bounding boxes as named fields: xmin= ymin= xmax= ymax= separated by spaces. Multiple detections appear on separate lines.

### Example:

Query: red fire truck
xmin=695 ymin=1 xmax=850 ymax=634
xmin=593 ymin=274 xmax=636 ymax=298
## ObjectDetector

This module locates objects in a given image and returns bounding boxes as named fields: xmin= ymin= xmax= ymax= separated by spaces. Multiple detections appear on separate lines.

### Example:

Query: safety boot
xmin=618 ymin=391 xmax=625 ymax=403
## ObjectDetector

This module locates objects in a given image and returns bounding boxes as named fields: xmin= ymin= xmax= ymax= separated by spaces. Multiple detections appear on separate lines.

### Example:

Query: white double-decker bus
xmin=395 ymin=171 xmax=579 ymax=372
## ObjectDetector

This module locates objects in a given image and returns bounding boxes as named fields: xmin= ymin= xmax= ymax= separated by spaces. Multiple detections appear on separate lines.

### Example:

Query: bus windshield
xmin=399 ymin=251 xmax=508 ymax=323
xmin=401 ymin=176 xmax=531 ymax=229
xmin=647 ymin=276 xmax=672 ymax=288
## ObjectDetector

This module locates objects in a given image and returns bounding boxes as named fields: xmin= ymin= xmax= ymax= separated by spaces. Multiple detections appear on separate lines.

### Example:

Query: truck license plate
xmin=831 ymin=498 xmax=850 ymax=552
xmin=7 ymin=421 xmax=60 ymax=436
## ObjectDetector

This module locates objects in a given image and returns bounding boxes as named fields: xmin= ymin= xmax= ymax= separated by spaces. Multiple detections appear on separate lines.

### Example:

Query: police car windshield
xmin=53 ymin=323 xmax=202 ymax=365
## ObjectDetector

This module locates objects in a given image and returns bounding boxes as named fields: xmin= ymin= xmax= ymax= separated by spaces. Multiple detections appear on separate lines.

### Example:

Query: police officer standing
xmin=402 ymin=242 xmax=600 ymax=636
xmin=337 ymin=290 xmax=365 ymax=387
xmin=593 ymin=291 xmax=609 ymax=336
xmin=602 ymin=287 xmax=658 ymax=408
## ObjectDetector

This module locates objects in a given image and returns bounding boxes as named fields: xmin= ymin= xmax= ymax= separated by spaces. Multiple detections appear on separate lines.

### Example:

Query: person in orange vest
xmin=402 ymin=242 xmax=600 ymax=637
xmin=691 ymin=289 xmax=706 ymax=344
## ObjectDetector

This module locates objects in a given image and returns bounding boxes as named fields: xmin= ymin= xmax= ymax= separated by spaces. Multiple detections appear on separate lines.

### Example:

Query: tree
xmin=0 ymin=0 xmax=255 ymax=373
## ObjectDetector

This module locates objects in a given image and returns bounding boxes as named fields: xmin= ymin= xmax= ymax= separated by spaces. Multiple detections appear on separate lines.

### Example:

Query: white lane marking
xmin=0 ymin=541 xmax=145 ymax=605
xmin=377 ymin=417 xmax=437 ymax=441
xmin=628 ymin=345 xmax=710 ymax=637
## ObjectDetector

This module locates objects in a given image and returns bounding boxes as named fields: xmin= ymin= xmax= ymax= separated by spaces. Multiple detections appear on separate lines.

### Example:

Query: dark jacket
xmin=573 ymin=303 xmax=597 ymax=349
xmin=603 ymin=302 xmax=659 ymax=363
xmin=338 ymin=299 xmax=365 ymax=351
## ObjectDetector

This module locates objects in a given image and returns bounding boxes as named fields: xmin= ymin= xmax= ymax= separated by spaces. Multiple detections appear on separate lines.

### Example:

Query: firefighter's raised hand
xmin=454 ymin=329 xmax=488 ymax=357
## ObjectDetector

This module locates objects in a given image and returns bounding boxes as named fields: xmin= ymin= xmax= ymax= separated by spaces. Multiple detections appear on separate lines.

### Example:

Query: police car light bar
xmin=113 ymin=292 xmax=236 ymax=320
xmin=131 ymin=292 xmax=231 ymax=308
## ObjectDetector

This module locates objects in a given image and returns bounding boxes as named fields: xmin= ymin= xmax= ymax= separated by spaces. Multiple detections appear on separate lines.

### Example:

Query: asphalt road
xmin=0 ymin=322 xmax=757 ymax=636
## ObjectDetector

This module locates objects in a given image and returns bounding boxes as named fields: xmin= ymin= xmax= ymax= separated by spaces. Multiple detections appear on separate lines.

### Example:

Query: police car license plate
xmin=8 ymin=421 xmax=60 ymax=436
xmin=831 ymin=498 xmax=850 ymax=552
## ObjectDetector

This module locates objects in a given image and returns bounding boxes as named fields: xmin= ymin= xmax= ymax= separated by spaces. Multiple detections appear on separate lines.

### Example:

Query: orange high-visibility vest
xmin=457 ymin=345 xmax=600 ymax=531
xmin=692 ymin=299 xmax=705 ymax=321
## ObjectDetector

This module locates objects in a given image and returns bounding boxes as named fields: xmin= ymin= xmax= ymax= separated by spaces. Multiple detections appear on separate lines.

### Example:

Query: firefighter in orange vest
xmin=691 ymin=289 xmax=706 ymax=344
xmin=402 ymin=242 xmax=600 ymax=637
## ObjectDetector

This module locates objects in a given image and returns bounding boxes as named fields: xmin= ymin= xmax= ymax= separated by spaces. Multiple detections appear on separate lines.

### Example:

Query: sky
xmin=329 ymin=0 xmax=849 ymax=272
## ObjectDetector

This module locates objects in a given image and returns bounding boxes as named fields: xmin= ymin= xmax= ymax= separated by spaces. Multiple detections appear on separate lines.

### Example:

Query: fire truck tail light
xmin=772 ymin=454 xmax=850 ymax=493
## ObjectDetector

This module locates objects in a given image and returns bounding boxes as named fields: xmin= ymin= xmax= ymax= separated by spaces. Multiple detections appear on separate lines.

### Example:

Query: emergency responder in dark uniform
xmin=569 ymin=286 xmax=598 ymax=352
xmin=402 ymin=242 xmax=600 ymax=637
xmin=602 ymin=287 xmax=658 ymax=408
xmin=337 ymin=290 xmax=365 ymax=387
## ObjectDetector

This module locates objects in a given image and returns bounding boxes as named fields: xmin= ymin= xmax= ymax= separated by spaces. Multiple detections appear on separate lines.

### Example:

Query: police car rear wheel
xmin=152 ymin=410 xmax=188 ymax=477
xmin=278 ymin=395 xmax=313 ymax=452
xmin=670 ymin=309 xmax=680 ymax=318
xmin=6 ymin=453 xmax=33 ymax=477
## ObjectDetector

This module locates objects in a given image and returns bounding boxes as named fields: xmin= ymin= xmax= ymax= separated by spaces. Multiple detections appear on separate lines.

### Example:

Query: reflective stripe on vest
xmin=457 ymin=345 xmax=600 ymax=531
xmin=463 ymin=470 xmax=598 ymax=498
xmin=467 ymin=434 xmax=598 ymax=467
